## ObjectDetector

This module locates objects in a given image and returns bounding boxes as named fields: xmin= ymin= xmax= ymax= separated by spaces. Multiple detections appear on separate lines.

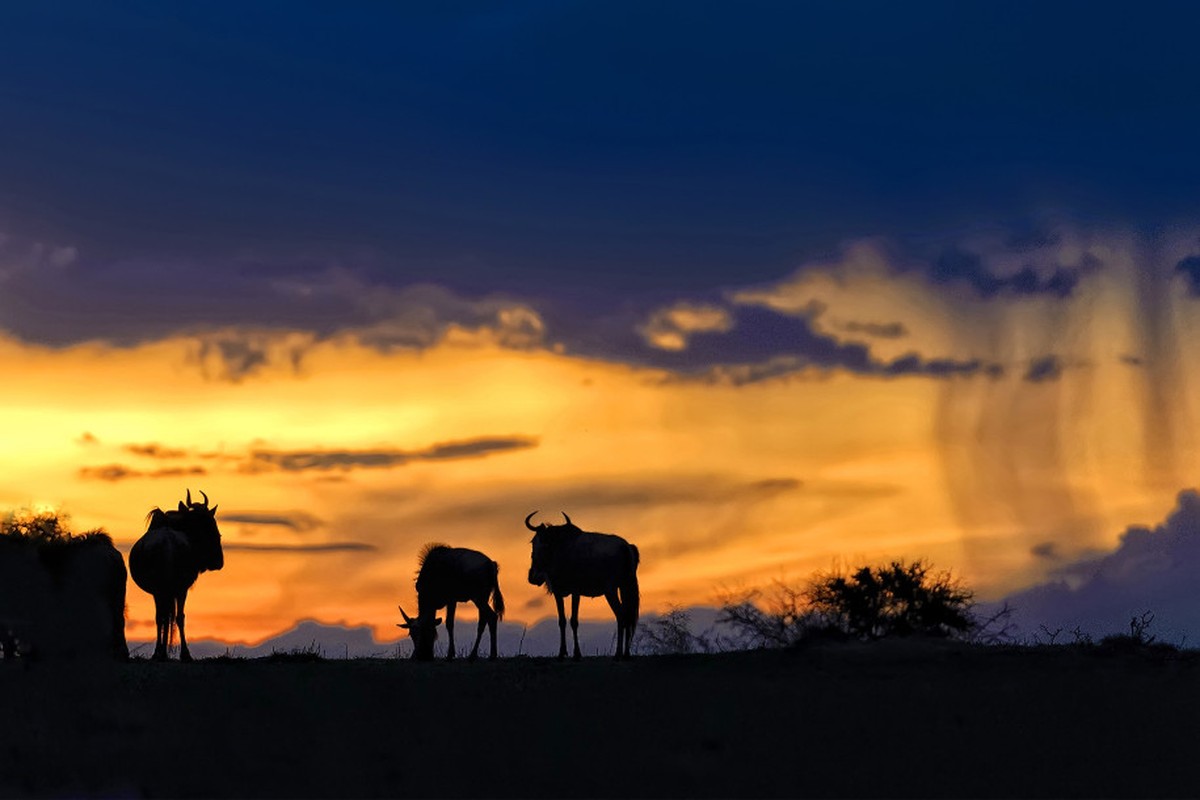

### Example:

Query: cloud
xmin=1024 ymin=355 xmax=1064 ymax=383
xmin=928 ymin=248 xmax=1082 ymax=299
xmin=837 ymin=320 xmax=908 ymax=339
xmin=220 ymin=512 xmax=324 ymax=533
xmin=246 ymin=435 xmax=538 ymax=473
xmin=1174 ymin=254 xmax=1200 ymax=296
xmin=1030 ymin=542 xmax=1060 ymax=560
xmin=222 ymin=542 xmax=376 ymax=553
xmin=393 ymin=473 xmax=814 ymax=531
xmin=124 ymin=443 xmax=188 ymax=459
xmin=639 ymin=303 xmax=734 ymax=351
xmin=999 ymin=489 xmax=1200 ymax=642
xmin=0 ymin=231 xmax=77 ymax=285
xmin=79 ymin=464 xmax=207 ymax=482
xmin=0 ymin=252 xmax=544 ymax=377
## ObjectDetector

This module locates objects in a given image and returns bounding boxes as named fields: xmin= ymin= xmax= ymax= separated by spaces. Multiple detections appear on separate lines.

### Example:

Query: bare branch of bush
xmin=715 ymin=582 xmax=819 ymax=649
xmin=637 ymin=605 xmax=718 ymax=655
xmin=970 ymin=601 xmax=1016 ymax=645
xmin=1037 ymin=624 xmax=1063 ymax=645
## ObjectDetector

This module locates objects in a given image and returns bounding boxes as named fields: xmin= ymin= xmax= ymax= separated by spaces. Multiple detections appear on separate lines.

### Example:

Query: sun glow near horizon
xmin=0 ymin=288 xmax=1194 ymax=644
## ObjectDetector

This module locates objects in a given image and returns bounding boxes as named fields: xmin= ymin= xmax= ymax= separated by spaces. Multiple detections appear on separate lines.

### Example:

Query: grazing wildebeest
xmin=129 ymin=490 xmax=223 ymax=662
xmin=0 ymin=527 xmax=128 ymax=660
xmin=525 ymin=511 xmax=640 ymax=660
xmin=397 ymin=543 xmax=505 ymax=661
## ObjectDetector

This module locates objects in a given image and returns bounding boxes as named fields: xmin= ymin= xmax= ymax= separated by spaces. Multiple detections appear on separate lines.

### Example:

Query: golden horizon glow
xmin=3 ymin=251 xmax=1199 ymax=644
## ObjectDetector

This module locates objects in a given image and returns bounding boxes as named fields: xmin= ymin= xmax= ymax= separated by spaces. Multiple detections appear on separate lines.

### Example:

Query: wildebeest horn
xmin=200 ymin=490 xmax=209 ymax=508
xmin=524 ymin=511 xmax=539 ymax=531
xmin=562 ymin=512 xmax=572 ymax=526
xmin=186 ymin=489 xmax=192 ymax=505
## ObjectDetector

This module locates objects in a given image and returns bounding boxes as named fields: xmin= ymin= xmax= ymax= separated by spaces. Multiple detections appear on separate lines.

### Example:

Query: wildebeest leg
xmin=555 ymin=594 xmax=568 ymax=659
xmin=445 ymin=602 xmax=456 ymax=660
xmin=604 ymin=590 xmax=625 ymax=659
xmin=469 ymin=599 xmax=488 ymax=661
xmin=152 ymin=594 xmax=170 ymax=661
xmin=570 ymin=594 xmax=582 ymax=661
xmin=487 ymin=600 xmax=498 ymax=660
xmin=176 ymin=591 xmax=192 ymax=663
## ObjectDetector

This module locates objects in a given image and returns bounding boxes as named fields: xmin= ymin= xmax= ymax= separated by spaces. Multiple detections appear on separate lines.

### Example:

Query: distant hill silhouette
xmin=130 ymin=607 xmax=732 ymax=660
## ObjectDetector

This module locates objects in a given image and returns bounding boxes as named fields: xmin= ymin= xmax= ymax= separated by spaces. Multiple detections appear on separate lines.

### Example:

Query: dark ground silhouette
xmin=2 ymin=640 xmax=1198 ymax=798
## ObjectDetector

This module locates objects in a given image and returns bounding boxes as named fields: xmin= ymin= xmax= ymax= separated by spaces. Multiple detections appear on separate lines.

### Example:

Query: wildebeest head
xmin=178 ymin=489 xmax=224 ymax=572
xmin=525 ymin=511 xmax=574 ymax=587
xmin=396 ymin=605 xmax=442 ymax=661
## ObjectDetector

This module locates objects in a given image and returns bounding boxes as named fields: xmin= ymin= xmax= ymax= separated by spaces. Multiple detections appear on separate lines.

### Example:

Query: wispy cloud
xmin=837 ymin=320 xmax=908 ymax=339
xmin=220 ymin=511 xmax=324 ymax=532
xmin=1024 ymin=355 xmax=1065 ymax=383
xmin=222 ymin=542 xmax=376 ymax=553
xmin=79 ymin=464 xmax=207 ymax=482
xmin=639 ymin=302 xmax=734 ymax=351
xmin=124 ymin=443 xmax=188 ymax=459
xmin=246 ymin=436 xmax=538 ymax=473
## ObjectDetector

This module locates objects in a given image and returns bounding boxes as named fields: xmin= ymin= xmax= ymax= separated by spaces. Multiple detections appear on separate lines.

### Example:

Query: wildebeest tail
xmin=623 ymin=544 xmax=640 ymax=634
xmin=491 ymin=560 xmax=505 ymax=621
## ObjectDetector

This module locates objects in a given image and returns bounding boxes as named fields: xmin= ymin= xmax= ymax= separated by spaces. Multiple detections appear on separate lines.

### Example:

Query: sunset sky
xmin=4 ymin=3 xmax=1200 ymax=647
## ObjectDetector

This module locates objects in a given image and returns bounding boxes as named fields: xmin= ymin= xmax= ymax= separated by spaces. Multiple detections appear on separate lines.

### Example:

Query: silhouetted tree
xmin=808 ymin=559 xmax=974 ymax=640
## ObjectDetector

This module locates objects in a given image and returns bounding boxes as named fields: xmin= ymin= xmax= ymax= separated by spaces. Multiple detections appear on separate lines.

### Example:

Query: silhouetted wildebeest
xmin=525 ymin=512 xmax=640 ymax=660
xmin=129 ymin=490 xmax=223 ymax=662
xmin=0 ymin=529 xmax=128 ymax=660
xmin=398 ymin=544 xmax=505 ymax=661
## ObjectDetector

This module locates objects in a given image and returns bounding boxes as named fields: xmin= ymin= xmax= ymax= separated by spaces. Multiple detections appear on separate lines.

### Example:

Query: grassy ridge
xmin=2 ymin=642 xmax=1198 ymax=798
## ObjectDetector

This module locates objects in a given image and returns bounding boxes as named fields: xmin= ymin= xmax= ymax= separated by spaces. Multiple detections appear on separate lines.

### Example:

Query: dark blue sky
xmin=1 ymin=1 xmax=1199 ymax=348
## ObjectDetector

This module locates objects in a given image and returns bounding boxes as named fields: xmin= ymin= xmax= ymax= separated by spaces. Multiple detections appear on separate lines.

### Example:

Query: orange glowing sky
xmin=4 ymin=237 xmax=1199 ymax=646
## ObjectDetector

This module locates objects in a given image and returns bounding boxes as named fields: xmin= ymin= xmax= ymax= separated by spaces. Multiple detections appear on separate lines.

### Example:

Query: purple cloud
xmin=999 ymin=489 xmax=1200 ymax=644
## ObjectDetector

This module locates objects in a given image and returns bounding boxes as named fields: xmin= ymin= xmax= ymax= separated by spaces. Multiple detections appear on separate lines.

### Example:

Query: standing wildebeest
xmin=397 ymin=544 xmax=505 ymax=661
xmin=0 ymin=524 xmax=128 ymax=660
xmin=129 ymin=490 xmax=223 ymax=662
xmin=525 ymin=511 xmax=640 ymax=660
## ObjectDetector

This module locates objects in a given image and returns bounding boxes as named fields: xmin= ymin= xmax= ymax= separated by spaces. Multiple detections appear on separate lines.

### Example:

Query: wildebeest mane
xmin=145 ymin=507 xmax=182 ymax=530
xmin=416 ymin=542 xmax=451 ymax=572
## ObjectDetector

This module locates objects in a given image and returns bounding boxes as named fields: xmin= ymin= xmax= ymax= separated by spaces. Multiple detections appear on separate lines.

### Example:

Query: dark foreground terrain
xmin=2 ymin=641 xmax=1198 ymax=798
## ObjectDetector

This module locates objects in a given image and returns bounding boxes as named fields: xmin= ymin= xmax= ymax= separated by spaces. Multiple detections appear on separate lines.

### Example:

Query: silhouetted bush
xmin=717 ymin=560 xmax=978 ymax=648
xmin=809 ymin=560 xmax=975 ymax=640
xmin=0 ymin=510 xmax=108 ymax=547
xmin=716 ymin=581 xmax=834 ymax=648
xmin=638 ymin=605 xmax=718 ymax=655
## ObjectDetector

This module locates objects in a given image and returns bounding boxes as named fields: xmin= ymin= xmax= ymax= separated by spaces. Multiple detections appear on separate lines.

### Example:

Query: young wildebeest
xmin=525 ymin=511 xmax=640 ymax=660
xmin=398 ymin=544 xmax=505 ymax=661
xmin=129 ymin=490 xmax=224 ymax=662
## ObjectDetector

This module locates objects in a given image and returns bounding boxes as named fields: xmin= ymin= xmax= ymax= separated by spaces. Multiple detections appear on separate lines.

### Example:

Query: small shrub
xmin=638 ymin=605 xmax=717 ymax=655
